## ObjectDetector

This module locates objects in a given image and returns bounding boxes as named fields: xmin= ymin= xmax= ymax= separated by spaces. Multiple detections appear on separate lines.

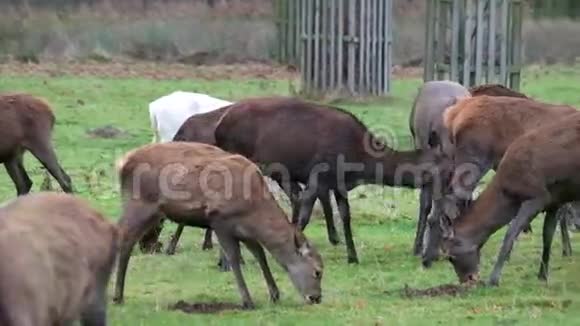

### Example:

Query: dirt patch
xmin=168 ymin=300 xmax=242 ymax=314
xmin=0 ymin=61 xmax=421 ymax=80
xmin=86 ymin=125 xmax=129 ymax=139
xmin=387 ymin=283 xmax=480 ymax=298
xmin=0 ymin=61 xmax=299 ymax=81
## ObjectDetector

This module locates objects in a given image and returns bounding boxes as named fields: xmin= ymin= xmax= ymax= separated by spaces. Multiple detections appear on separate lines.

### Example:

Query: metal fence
xmin=276 ymin=0 xmax=393 ymax=96
xmin=423 ymin=0 xmax=524 ymax=89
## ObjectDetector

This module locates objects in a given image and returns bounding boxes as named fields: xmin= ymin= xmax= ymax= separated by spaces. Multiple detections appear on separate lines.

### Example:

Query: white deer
xmin=149 ymin=91 xmax=232 ymax=143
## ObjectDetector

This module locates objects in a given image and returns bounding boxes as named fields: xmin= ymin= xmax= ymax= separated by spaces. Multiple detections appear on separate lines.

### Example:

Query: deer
xmin=154 ymin=105 xmax=341 ymax=257
xmin=422 ymin=95 xmax=577 ymax=268
xmin=149 ymin=91 xmax=232 ymax=143
xmin=0 ymin=93 xmax=73 ymax=194
xmin=409 ymin=80 xmax=471 ymax=256
xmin=410 ymin=82 xmax=533 ymax=256
xmin=0 ymin=192 xmax=118 ymax=325
xmin=213 ymin=96 xmax=448 ymax=264
xmin=113 ymin=142 xmax=324 ymax=309
xmin=438 ymin=111 xmax=580 ymax=286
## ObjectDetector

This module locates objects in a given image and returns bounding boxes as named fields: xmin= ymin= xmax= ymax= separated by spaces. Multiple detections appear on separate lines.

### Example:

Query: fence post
xmin=424 ymin=0 xmax=523 ymax=89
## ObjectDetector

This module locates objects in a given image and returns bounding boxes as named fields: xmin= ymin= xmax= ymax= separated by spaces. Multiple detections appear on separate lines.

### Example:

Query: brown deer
xmin=113 ymin=142 xmax=323 ymax=309
xmin=438 ymin=111 xmax=580 ymax=286
xmin=159 ymin=104 xmax=341 ymax=258
xmin=138 ymin=105 xmax=233 ymax=255
xmin=0 ymin=192 xmax=118 ymax=325
xmin=214 ymin=96 xmax=448 ymax=264
xmin=0 ymin=93 xmax=73 ymax=194
xmin=410 ymin=82 xmax=534 ymax=256
xmin=409 ymin=80 xmax=471 ymax=255
xmin=468 ymin=84 xmax=528 ymax=98
xmin=422 ymin=95 xmax=577 ymax=267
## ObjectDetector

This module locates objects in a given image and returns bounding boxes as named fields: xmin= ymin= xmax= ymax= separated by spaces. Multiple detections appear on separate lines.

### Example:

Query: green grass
xmin=1 ymin=64 xmax=580 ymax=325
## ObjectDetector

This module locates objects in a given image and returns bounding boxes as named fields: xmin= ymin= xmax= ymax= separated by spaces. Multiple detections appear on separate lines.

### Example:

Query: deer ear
xmin=294 ymin=230 xmax=311 ymax=256
xmin=439 ymin=214 xmax=455 ymax=240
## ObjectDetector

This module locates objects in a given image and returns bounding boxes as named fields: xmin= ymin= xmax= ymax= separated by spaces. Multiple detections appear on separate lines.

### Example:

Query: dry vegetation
xmin=0 ymin=0 xmax=578 ymax=67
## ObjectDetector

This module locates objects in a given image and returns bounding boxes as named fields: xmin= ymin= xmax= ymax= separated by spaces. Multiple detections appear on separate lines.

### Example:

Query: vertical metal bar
xmin=371 ymin=0 xmax=378 ymax=95
xmin=275 ymin=0 xmax=281 ymax=62
xmin=314 ymin=0 xmax=321 ymax=91
xmin=511 ymin=0 xmax=523 ymax=90
xmin=291 ymin=0 xmax=302 ymax=65
xmin=348 ymin=0 xmax=356 ymax=94
xmin=500 ymin=0 xmax=508 ymax=85
xmin=358 ymin=0 xmax=366 ymax=94
xmin=377 ymin=0 xmax=384 ymax=94
xmin=475 ymin=0 xmax=484 ymax=85
xmin=300 ymin=0 xmax=306 ymax=88
xmin=436 ymin=0 xmax=448 ymax=80
xmin=423 ymin=0 xmax=436 ymax=82
xmin=463 ymin=0 xmax=473 ymax=86
xmin=338 ymin=0 xmax=345 ymax=92
xmin=320 ymin=0 xmax=328 ymax=92
xmin=304 ymin=0 xmax=313 ymax=92
xmin=284 ymin=0 xmax=290 ymax=63
xmin=365 ymin=0 xmax=372 ymax=94
xmin=289 ymin=0 xmax=296 ymax=64
xmin=385 ymin=0 xmax=392 ymax=93
xmin=328 ymin=0 xmax=335 ymax=91
xmin=488 ymin=0 xmax=496 ymax=83
xmin=450 ymin=0 xmax=460 ymax=81
xmin=283 ymin=0 xmax=289 ymax=63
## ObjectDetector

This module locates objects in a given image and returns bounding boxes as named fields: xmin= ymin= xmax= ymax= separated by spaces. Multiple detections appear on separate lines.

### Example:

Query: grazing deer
xmin=439 ymin=112 xmax=580 ymax=286
xmin=113 ymin=142 xmax=323 ymax=309
xmin=421 ymin=95 xmax=577 ymax=267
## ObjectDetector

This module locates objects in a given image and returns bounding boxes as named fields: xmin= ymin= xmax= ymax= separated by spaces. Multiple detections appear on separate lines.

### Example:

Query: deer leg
xmin=558 ymin=205 xmax=573 ymax=257
xmin=297 ymin=183 xmax=319 ymax=231
xmin=334 ymin=189 xmax=358 ymax=264
xmin=488 ymin=197 xmax=547 ymax=286
xmin=277 ymin=180 xmax=302 ymax=225
xmin=82 ymin=225 xmax=118 ymax=326
xmin=25 ymin=140 xmax=73 ymax=193
xmin=538 ymin=208 xmax=559 ymax=281
xmin=413 ymin=183 xmax=433 ymax=256
xmin=202 ymin=229 xmax=214 ymax=250
xmin=244 ymin=240 xmax=280 ymax=303
xmin=81 ymin=281 xmax=107 ymax=326
xmin=319 ymin=190 xmax=340 ymax=245
xmin=165 ymin=224 xmax=185 ymax=255
xmin=139 ymin=218 xmax=164 ymax=254
xmin=214 ymin=230 xmax=254 ymax=309
xmin=113 ymin=200 xmax=161 ymax=304
xmin=4 ymin=154 xmax=32 ymax=195
xmin=17 ymin=161 xmax=33 ymax=192
xmin=217 ymin=247 xmax=232 ymax=272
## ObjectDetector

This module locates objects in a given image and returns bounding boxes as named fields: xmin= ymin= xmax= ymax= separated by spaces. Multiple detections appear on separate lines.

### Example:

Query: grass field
xmin=1 ymin=64 xmax=580 ymax=325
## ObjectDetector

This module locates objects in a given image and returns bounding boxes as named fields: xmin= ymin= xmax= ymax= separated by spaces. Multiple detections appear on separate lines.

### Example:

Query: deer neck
xmin=454 ymin=181 xmax=519 ymax=246
xmin=246 ymin=205 xmax=300 ymax=269
xmin=362 ymin=149 xmax=438 ymax=189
